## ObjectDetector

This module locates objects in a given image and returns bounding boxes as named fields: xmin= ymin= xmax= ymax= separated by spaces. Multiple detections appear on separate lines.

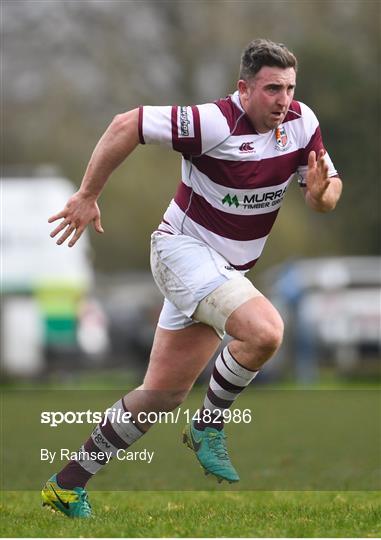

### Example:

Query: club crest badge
xmin=275 ymin=125 xmax=290 ymax=151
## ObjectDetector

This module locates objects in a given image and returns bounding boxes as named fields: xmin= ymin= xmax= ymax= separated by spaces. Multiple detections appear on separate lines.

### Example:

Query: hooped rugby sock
xmin=57 ymin=398 xmax=144 ymax=489
xmin=194 ymin=346 xmax=258 ymax=431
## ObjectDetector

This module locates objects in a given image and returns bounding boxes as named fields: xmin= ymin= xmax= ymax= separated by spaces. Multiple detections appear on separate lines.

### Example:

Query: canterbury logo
xmin=239 ymin=141 xmax=254 ymax=153
xmin=222 ymin=194 xmax=239 ymax=208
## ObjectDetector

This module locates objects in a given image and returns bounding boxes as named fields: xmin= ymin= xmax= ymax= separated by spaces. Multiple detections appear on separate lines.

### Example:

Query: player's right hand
xmin=48 ymin=191 xmax=104 ymax=247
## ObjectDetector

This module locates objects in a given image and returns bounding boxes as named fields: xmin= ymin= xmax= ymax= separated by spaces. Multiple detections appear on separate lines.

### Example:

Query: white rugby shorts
xmin=150 ymin=231 xmax=260 ymax=337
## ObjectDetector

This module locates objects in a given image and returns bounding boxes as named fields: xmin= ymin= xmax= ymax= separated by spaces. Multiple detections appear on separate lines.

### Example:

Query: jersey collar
xmin=231 ymin=90 xmax=245 ymax=112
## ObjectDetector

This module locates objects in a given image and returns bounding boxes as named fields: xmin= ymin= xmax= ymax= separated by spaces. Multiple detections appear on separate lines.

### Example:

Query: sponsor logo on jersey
xmin=222 ymin=187 xmax=288 ymax=209
xmin=239 ymin=141 xmax=255 ymax=153
xmin=275 ymin=125 xmax=291 ymax=151
xmin=179 ymin=106 xmax=191 ymax=137
xmin=222 ymin=194 xmax=239 ymax=208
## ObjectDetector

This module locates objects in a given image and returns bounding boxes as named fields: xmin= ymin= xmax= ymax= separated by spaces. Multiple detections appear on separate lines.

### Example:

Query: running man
xmin=42 ymin=39 xmax=342 ymax=517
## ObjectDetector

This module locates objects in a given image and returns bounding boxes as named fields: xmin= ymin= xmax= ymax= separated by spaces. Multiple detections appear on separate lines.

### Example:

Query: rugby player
xmin=42 ymin=39 xmax=342 ymax=517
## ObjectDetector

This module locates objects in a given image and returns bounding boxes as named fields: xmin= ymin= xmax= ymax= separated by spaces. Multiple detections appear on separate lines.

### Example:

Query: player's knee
xmin=255 ymin=316 xmax=284 ymax=358
xmin=240 ymin=309 xmax=284 ymax=360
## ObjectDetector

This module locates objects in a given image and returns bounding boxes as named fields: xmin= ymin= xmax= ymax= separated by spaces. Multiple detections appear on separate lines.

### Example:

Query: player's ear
xmin=238 ymin=79 xmax=251 ymax=99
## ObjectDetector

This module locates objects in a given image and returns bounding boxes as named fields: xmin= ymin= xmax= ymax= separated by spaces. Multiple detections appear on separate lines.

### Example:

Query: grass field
xmin=1 ymin=377 xmax=380 ymax=536
xmin=1 ymin=490 xmax=381 ymax=537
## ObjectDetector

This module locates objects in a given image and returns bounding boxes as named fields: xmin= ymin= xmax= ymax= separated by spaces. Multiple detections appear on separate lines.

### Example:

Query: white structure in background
xmin=264 ymin=257 xmax=381 ymax=381
xmin=1 ymin=176 xmax=94 ymax=376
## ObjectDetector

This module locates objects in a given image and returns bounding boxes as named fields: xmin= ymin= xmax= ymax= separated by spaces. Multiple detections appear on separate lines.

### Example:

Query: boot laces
xmin=207 ymin=431 xmax=229 ymax=461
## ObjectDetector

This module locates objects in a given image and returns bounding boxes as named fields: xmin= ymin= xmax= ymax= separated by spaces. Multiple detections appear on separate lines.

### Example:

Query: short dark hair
xmin=239 ymin=38 xmax=297 ymax=80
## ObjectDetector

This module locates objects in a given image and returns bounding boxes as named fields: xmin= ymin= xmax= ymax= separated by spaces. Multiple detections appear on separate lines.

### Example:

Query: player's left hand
xmin=305 ymin=149 xmax=331 ymax=201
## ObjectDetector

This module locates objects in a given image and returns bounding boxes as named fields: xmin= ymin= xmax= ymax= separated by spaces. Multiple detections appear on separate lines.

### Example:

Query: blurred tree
xmin=2 ymin=0 xmax=380 ymax=272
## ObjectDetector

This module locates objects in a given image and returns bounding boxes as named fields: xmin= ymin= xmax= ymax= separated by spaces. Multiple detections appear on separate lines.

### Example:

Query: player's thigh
xmin=143 ymin=324 xmax=220 ymax=392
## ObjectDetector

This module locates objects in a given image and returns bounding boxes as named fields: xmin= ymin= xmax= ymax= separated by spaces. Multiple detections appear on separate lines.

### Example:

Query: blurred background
xmin=1 ymin=0 xmax=380 ymax=385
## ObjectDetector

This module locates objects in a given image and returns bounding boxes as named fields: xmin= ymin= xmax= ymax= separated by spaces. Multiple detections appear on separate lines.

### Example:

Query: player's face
xmin=238 ymin=66 xmax=296 ymax=133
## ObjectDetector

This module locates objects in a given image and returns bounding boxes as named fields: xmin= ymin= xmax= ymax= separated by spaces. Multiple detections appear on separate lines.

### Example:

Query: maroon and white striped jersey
xmin=138 ymin=91 xmax=337 ymax=271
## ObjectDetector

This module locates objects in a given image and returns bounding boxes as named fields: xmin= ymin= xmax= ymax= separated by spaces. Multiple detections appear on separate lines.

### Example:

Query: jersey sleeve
xmin=296 ymin=102 xmax=338 ymax=187
xmin=138 ymin=103 xmax=230 ymax=156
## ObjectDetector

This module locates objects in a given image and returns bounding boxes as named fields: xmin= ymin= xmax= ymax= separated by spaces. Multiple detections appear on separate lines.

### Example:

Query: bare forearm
xmin=305 ymin=177 xmax=343 ymax=212
xmin=79 ymin=108 xmax=140 ymax=200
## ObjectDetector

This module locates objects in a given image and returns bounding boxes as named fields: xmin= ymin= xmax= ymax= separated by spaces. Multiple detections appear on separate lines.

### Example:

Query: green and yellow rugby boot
xmin=41 ymin=474 xmax=92 ymax=518
xmin=182 ymin=422 xmax=240 ymax=483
